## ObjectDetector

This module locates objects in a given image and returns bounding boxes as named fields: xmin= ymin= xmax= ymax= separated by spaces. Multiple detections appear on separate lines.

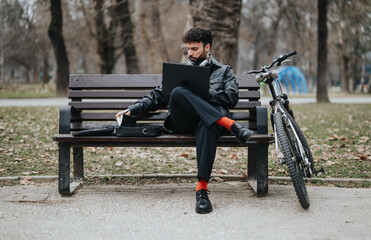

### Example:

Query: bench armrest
xmin=256 ymin=106 xmax=268 ymax=134
xmin=59 ymin=106 xmax=81 ymax=134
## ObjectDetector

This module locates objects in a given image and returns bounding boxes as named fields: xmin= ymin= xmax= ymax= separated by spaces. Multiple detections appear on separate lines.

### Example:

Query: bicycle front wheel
xmin=273 ymin=112 xmax=310 ymax=209
xmin=286 ymin=112 xmax=315 ymax=177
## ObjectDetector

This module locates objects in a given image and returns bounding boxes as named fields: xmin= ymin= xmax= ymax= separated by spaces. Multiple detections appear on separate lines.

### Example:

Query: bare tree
xmin=94 ymin=0 xmax=116 ymax=74
xmin=330 ymin=0 xmax=370 ymax=93
xmin=189 ymin=0 xmax=242 ymax=70
xmin=80 ymin=0 xmax=140 ymax=74
xmin=316 ymin=0 xmax=329 ymax=102
xmin=136 ymin=0 xmax=169 ymax=73
xmin=48 ymin=0 xmax=69 ymax=96
xmin=0 ymin=1 xmax=42 ymax=84
xmin=116 ymin=0 xmax=139 ymax=73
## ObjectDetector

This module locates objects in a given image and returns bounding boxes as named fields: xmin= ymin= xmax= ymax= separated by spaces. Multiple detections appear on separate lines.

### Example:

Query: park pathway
xmin=0 ymin=182 xmax=370 ymax=239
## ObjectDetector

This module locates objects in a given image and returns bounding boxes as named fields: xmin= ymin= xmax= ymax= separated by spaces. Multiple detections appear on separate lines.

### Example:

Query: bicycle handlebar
xmin=246 ymin=51 xmax=297 ymax=74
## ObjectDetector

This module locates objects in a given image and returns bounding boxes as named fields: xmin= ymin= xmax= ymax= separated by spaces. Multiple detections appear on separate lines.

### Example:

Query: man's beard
xmin=189 ymin=49 xmax=208 ymax=65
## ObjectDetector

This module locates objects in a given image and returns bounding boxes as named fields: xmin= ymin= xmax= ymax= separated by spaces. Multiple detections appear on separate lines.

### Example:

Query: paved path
xmin=0 ymin=96 xmax=371 ymax=107
xmin=0 ymin=182 xmax=370 ymax=240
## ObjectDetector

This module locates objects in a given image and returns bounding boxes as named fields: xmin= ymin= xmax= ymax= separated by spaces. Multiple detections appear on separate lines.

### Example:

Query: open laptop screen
xmin=162 ymin=63 xmax=211 ymax=99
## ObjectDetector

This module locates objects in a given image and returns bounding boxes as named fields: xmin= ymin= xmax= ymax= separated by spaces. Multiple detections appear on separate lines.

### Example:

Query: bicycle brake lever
xmin=276 ymin=59 xmax=290 ymax=67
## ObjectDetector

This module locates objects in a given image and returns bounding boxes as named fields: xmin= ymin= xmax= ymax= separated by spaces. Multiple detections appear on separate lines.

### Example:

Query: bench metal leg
xmin=58 ymin=143 xmax=82 ymax=196
xmin=247 ymin=142 xmax=269 ymax=196
xmin=73 ymin=147 xmax=84 ymax=181
xmin=58 ymin=142 xmax=71 ymax=195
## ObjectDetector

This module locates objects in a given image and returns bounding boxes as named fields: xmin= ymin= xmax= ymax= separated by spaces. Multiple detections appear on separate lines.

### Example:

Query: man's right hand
xmin=115 ymin=109 xmax=131 ymax=119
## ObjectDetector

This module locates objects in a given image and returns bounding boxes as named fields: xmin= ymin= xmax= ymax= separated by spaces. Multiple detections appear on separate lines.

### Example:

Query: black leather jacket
xmin=128 ymin=58 xmax=239 ymax=131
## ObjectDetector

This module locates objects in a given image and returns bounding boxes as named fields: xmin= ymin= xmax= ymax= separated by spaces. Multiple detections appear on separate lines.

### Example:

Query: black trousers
xmin=168 ymin=86 xmax=228 ymax=181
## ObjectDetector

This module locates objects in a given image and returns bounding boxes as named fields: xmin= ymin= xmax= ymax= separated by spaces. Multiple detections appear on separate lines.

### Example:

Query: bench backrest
xmin=67 ymin=74 xmax=261 ymax=132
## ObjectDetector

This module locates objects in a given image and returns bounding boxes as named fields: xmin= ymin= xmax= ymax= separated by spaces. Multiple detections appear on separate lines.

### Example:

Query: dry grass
xmin=0 ymin=104 xmax=369 ymax=183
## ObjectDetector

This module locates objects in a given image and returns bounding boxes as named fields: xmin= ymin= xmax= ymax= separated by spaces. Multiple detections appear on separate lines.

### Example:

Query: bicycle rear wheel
xmin=273 ymin=112 xmax=310 ymax=209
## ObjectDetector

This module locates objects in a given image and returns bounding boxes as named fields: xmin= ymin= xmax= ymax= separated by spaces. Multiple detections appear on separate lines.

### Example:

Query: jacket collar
xmin=187 ymin=54 xmax=221 ymax=69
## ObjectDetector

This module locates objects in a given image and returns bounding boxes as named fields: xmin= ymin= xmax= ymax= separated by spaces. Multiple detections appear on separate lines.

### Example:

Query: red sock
xmin=196 ymin=178 xmax=208 ymax=191
xmin=216 ymin=117 xmax=236 ymax=131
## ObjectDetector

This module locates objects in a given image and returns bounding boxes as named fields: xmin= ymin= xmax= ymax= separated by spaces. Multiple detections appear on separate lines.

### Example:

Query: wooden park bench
xmin=53 ymin=74 xmax=273 ymax=196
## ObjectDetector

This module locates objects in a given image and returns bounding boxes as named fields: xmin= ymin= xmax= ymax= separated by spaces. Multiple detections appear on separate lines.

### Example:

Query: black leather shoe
xmin=195 ymin=189 xmax=212 ymax=214
xmin=231 ymin=122 xmax=253 ymax=143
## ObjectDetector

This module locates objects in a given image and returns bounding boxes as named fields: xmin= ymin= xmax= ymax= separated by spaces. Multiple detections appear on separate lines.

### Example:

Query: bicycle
xmin=246 ymin=51 xmax=324 ymax=209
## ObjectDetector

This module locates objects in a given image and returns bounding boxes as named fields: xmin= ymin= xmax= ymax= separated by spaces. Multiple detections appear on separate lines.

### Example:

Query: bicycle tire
xmin=285 ymin=112 xmax=315 ymax=176
xmin=273 ymin=112 xmax=310 ymax=209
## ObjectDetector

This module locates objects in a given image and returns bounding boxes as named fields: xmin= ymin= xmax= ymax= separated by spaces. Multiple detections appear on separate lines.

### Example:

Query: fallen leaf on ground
xmin=325 ymin=161 xmax=336 ymax=166
xmin=329 ymin=134 xmax=339 ymax=141
xmin=218 ymin=169 xmax=229 ymax=174
xmin=22 ymin=171 xmax=39 ymax=175
xmin=115 ymin=161 xmax=123 ymax=167
xmin=210 ymin=177 xmax=224 ymax=182
xmin=242 ymin=173 xmax=247 ymax=180
xmin=20 ymin=176 xmax=34 ymax=185
xmin=358 ymin=136 xmax=369 ymax=143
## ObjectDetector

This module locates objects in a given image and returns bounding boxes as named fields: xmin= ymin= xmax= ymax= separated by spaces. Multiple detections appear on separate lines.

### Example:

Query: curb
xmin=0 ymin=174 xmax=370 ymax=184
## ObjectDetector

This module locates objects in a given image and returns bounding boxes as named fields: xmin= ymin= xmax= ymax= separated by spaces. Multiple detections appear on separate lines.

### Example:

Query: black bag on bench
xmin=72 ymin=115 xmax=163 ymax=137
xmin=115 ymin=115 xmax=163 ymax=137
xmin=72 ymin=126 xmax=115 ymax=136
xmin=115 ymin=125 xmax=163 ymax=137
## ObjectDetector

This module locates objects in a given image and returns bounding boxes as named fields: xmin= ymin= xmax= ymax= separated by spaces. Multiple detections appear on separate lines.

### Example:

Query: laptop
xmin=162 ymin=63 xmax=211 ymax=99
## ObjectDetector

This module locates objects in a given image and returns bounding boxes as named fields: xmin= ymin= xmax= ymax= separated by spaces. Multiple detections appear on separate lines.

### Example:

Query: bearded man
xmin=116 ymin=27 xmax=253 ymax=214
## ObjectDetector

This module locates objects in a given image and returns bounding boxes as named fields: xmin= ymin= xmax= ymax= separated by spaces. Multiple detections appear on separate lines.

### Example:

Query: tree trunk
xmin=340 ymin=54 xmax=350 ymax=93
xmin=42 ymin=55 xmax=50 ymax=85
xmin=116 ymin=0 xmax=140 ymax=74
xmin=336 ymin=18 xmax=350 ymax=93
xmin=137 ymin=0 xmax=169 ymax=73
xmin=48 ymin=0 xmax=69 ymax=96
xmin=180 ymin=12 xmax=194 ymax=63
xmin=25 ymin=67 xmax=30 ymax=84
xmin=267 ymin=0 xmax=283 ymax=61
xmin=316 ymin=0 xmax=329 ymax=103
xmin=189 ymin=0 xmax=242 ymax=70
xmin=94 ymin=0 xmax=115 ymax=74
xmin=32 ymin=66 xmax=39 ymax=83
xmin=351 ymin=57 xmax=360 ymax=93
xmin=252 ymin=31 xmax=261 ymax=70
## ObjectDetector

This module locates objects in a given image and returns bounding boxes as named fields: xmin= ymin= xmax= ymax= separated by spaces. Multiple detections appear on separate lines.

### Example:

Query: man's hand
xmin=115 ymin=109 xmax=131 ymax=118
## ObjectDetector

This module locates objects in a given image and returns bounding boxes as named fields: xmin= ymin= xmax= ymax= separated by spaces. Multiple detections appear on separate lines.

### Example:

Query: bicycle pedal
xmin=313 ymin=166 xmax=325 ymax=176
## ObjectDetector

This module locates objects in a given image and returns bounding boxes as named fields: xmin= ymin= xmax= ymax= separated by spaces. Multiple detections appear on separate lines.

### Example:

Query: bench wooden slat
xmin=68 ymin=90 xmax=260 ymax=99
xmin=70 ymin=122 xmax=258 ymax=131
xmin=69 ymin=74 xmax=260 ymax=89
xmin=69 ymin=101 xmax=261 ymax=110
xmin=71 ymin=111 xmax=254 ymax=122
xmin=53 ymin=133 xmax=272 ymax=144
xmin=69 ymin=90 xmax=152 ymax=99
xmin=69 ymin=74 xmax=162 ymax=89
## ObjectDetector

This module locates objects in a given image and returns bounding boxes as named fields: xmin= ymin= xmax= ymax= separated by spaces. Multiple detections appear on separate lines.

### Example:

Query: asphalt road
xmin=0 ymin=182 xmax=370 ymax=240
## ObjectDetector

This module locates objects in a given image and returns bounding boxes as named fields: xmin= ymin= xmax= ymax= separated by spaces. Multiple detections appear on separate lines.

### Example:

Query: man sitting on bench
xmin=115 ymin=27 xmax=253 ymax=214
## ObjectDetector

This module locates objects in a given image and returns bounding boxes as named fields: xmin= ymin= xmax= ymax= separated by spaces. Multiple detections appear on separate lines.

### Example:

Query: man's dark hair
xmin=182 ymin=27 xmax=212 ymax=47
